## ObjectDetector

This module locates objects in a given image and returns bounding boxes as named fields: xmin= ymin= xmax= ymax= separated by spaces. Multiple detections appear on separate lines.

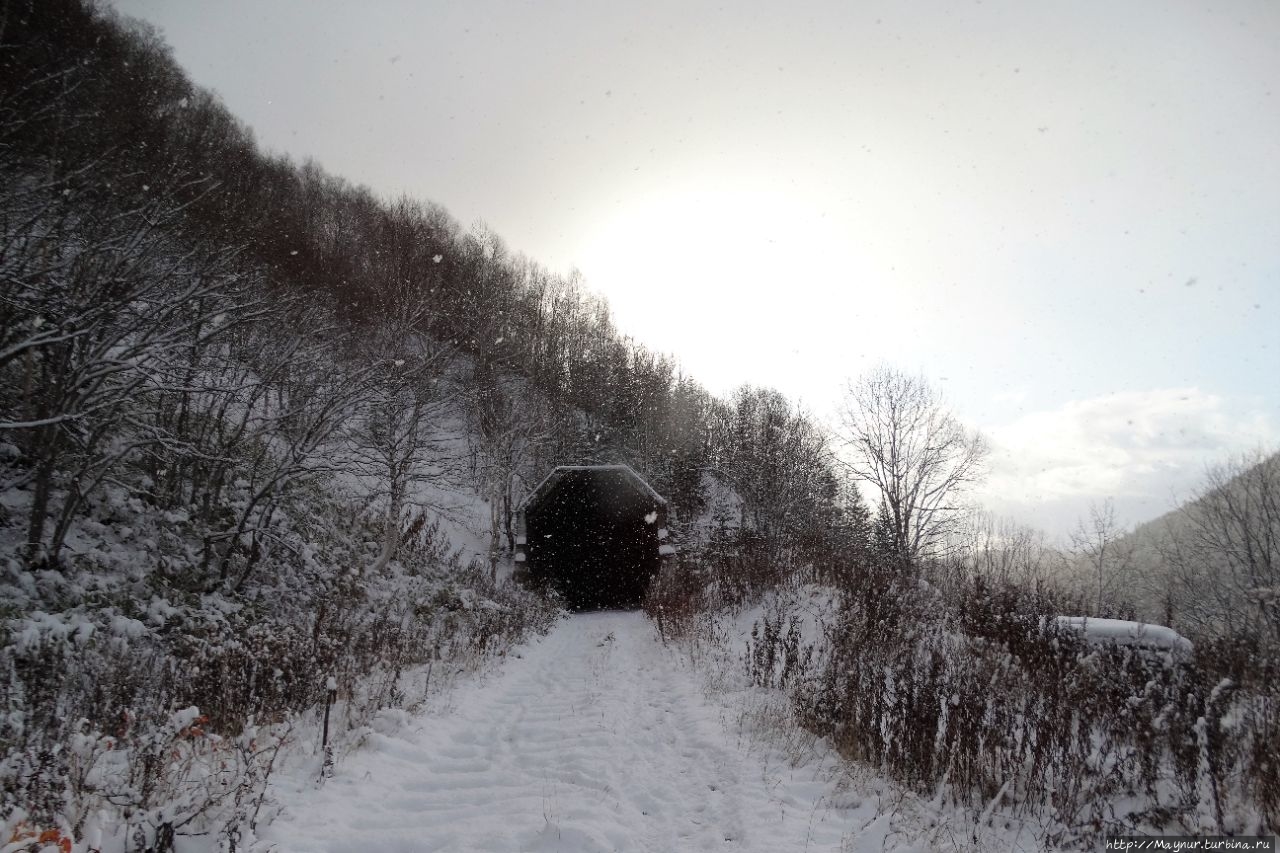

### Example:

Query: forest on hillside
xmin=2 ymin=3 xmax=1277 ymax=850
xmin=1 ymin=4 xmax=868 ymax=847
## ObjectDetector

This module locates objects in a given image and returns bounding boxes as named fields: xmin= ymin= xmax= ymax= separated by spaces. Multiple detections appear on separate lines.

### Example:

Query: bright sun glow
xmin=572 ymin=183 xmax=889 ymax=399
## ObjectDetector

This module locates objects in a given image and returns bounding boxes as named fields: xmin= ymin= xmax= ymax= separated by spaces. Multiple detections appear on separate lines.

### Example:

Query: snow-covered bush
xmin=744 ymin=601 xmax=813 ymax=692
xmin=643 ymin=556 xmax=708 ymax=643
xmin=0 ymin=499 xmax=558 ymax=851
xmin=764 ymin=567 xmax=1280 ymax=844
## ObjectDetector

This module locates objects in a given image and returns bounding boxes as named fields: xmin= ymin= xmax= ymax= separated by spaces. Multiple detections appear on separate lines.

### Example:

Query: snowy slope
xmin=261 ymin=612 xmax=878 ymax=853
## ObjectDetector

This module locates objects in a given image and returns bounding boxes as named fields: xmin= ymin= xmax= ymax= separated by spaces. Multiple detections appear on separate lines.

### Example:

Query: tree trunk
xmin=502 ymin=485 xmax=514 ymax=555
xmin=489 ymin=489 xmax=501 ymax=581
xmin=369 ymin=485 xmax=403 ymax=575
xmin=25 ymin=454 xmax=55 ymax=565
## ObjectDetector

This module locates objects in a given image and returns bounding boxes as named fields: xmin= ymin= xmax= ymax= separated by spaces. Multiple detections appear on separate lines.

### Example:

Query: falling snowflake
xmin=644 ymin=511 xmax=657 ymax=524
xmin=432 ymin=254 xmax=443 ymax=263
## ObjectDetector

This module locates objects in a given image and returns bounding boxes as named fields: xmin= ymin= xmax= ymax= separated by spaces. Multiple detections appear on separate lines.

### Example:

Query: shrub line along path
xmin=261 ymin=611 xmax=875 ymax=852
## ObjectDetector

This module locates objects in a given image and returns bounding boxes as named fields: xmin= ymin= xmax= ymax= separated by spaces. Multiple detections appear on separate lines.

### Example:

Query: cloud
xmin=976 ymin=388 xmax=1276 ymax=535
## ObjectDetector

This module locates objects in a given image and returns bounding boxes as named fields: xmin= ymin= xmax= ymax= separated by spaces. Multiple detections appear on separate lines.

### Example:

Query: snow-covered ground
xmin=261 ymin=611 xmax=881 ymax=853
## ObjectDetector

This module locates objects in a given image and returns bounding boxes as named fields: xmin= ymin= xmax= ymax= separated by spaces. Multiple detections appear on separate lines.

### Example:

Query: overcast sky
xmin=112 ymin=0 xmax=1278 ymax=537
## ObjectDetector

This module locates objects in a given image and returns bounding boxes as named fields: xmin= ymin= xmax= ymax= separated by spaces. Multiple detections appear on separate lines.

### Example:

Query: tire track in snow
xmin=262 ymin=612 xmax=861 ymax=852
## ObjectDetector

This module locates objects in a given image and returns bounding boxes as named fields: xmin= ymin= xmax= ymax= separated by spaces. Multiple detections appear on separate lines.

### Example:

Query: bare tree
xmin=463 ymin=368 xmax=553 ymax=576
xmin=206 ymin=309 xmax=375 ymax=590
xmin=345 ymin=307 xmax=457 ymax=577
xmin=959 ymin=511 xmax=1059 ymax=588
xmin=1069 ymin=498 xmax=1136 ymax=615
xmin=0 ymin=171 xmax=255 ymax=563
xmin=835 ymin=366 xmax=988 ymax=563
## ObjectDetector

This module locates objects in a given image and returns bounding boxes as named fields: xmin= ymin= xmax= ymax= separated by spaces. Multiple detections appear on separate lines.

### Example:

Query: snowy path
xmin=262 ymin=612 xmax=863 ymax=852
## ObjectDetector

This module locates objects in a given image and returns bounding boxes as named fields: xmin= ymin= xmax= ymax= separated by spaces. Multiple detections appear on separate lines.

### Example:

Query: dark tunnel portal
xmin=526 ymin=471 xmax=662 ymax=611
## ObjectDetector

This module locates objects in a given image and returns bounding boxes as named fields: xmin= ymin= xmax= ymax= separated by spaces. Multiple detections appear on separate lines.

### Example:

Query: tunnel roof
xmin=519 ymin=464 xmax=667 ymax=513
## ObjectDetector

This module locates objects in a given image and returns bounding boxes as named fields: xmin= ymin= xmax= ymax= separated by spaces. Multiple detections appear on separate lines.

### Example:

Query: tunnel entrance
xmin=515 ymin=465 xmax=668 ymax=611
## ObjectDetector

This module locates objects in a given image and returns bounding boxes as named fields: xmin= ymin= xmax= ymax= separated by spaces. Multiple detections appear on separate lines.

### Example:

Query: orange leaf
xmin=38 ymin=829 xmax=73 ymax=853
xmin=7 ymin=826 xmax=73 ymax=853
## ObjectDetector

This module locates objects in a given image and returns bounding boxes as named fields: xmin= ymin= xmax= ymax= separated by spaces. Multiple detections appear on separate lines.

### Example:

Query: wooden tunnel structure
xmin=514 ymin=465 xmax=673 ymax=610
